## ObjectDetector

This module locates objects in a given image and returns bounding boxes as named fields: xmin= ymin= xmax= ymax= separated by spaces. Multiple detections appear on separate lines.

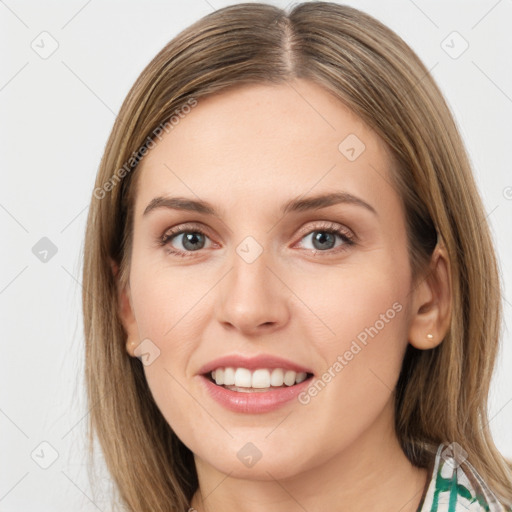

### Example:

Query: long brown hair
xmin=82 ymin=2 xmax=512 ymax=510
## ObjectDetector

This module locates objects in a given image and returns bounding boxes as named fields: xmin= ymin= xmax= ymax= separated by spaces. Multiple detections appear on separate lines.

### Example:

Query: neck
xmin=189 ymin=401 xmax=428 ymax=512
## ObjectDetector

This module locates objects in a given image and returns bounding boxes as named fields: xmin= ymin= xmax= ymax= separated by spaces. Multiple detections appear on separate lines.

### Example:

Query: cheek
xmin=292 ymin=256 xmax=411 ymax=411
xmin=292 ymin=252 xmax=410 ymax=349
xmin=129 ymin=253 xmax=211 ymax=343
xmin=127 ymin=261 xmax=215 ymax=438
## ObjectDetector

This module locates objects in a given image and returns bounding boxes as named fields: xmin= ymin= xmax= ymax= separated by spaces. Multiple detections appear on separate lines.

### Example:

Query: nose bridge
xmin=232 ymin=235 xmax=271 ymax=292
xmin=215 ymin=232 xmax=289 ymax=332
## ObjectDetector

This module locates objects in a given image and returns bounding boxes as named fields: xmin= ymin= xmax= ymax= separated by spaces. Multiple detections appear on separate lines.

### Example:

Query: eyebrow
xmin=143 ymin=191 xmax=377 ymax=217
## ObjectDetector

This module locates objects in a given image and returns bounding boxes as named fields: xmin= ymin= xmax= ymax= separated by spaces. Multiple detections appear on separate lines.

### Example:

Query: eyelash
xmin=157 ymin=221 xmax=356 ymax=258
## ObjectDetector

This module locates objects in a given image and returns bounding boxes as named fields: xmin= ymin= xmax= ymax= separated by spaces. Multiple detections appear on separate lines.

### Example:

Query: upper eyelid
xmin=295 ymin=220 xmax=353 ymax=238
xmin=161 ymin=222 xmax=213 ymax=240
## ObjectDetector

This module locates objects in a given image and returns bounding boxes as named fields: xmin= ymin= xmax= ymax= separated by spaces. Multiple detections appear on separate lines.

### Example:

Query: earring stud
xmin=427 ymin=333 xmax=434 ymax=340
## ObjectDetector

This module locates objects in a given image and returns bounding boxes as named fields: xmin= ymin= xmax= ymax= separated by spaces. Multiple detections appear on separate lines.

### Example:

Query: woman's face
xmin=120 ymin=78 xmax=418 ymax=479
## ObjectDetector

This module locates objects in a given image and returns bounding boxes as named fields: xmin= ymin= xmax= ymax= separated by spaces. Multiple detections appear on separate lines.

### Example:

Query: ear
xmin=110 ymin=257 xmax=139 ymax=358
xmin=408 ymin=240 xmax=452 ymax=350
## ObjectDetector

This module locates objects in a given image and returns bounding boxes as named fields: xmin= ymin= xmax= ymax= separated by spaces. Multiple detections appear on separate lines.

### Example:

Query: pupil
xmin=313 ymin=231 xmax=335 ymax=250
xmin=183 ymin=232 xmax=204 ymax=251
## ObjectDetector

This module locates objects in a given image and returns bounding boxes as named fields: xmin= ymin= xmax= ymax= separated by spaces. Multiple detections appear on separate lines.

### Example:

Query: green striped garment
xmin=417 ymin=443 xmax=512 ymax=511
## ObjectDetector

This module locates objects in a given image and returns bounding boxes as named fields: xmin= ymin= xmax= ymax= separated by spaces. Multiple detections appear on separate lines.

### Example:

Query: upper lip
xmin=198 ymin=354 xmax=314 ymax=376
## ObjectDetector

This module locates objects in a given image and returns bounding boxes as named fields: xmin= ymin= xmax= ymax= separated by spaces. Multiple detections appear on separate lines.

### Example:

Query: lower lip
xmin=198 ymin=375 xmax=313 ymax=413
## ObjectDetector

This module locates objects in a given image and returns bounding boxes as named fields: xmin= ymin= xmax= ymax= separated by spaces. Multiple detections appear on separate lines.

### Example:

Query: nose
xmin=215 ymin=245 xmax=291 ymax=335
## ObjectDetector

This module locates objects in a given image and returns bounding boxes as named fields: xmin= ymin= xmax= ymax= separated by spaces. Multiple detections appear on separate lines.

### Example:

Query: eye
xmin=294 ymin=221 xmax=355 ymax=256
xmin=158 ymin=223 xmax=213 ymax=257
xmin=157 ymin=220 xmax=355 ymax=258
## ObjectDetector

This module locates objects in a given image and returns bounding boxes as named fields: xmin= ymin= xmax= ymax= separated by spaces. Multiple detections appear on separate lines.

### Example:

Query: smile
xmin=208 ymin=367 xmax=310 ymax=391
xmin=200 ymin=368 xmax=314 ymax=413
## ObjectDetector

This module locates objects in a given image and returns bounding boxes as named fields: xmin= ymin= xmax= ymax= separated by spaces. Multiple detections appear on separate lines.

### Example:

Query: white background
xmin=1 ymin=0 xmax=511 ymax=510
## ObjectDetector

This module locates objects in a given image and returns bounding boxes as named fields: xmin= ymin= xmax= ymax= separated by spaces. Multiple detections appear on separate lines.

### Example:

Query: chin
xmin=192 ymin=437 xmax=318 ymax=482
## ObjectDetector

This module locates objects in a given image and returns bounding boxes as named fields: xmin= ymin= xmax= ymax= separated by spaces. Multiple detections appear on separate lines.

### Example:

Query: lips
xmin=199 ymin=372 xmax=314 ymax=413
xmin=196 ymin=354 xmax=315 ymax=413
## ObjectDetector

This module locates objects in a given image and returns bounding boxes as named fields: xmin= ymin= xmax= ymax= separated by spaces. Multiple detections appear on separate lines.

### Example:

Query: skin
xmin=116 ymin=78 xmax=452 ymax=512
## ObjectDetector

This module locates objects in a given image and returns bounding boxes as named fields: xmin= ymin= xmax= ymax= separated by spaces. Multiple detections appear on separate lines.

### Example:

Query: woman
xmin=82 ymin=2 xmax=512 ymax=511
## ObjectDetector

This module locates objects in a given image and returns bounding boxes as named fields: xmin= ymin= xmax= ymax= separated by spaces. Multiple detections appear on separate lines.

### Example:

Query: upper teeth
xmin=211 ymin=367 xmax=308 ymax=388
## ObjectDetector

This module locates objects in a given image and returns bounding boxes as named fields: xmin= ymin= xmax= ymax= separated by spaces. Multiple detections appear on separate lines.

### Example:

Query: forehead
xmin=132 ymin=79 xmax=399 ymax=219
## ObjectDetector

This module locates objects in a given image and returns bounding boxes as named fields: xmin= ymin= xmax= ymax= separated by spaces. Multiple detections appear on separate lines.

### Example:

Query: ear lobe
xmin=126 ymin=338 xmax=139 ymax=358
xmin=109 ymin=257 xmax=140 ymax=357
xmin=408 ymin=242 xmax=452 ymax=350
xmin=109 ymin=257 xmax=119 ymax=279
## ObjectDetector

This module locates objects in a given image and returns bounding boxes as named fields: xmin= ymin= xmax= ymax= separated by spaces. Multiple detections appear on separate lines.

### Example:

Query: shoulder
xmin=418 ymin=442 xmax=512 ymax=512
